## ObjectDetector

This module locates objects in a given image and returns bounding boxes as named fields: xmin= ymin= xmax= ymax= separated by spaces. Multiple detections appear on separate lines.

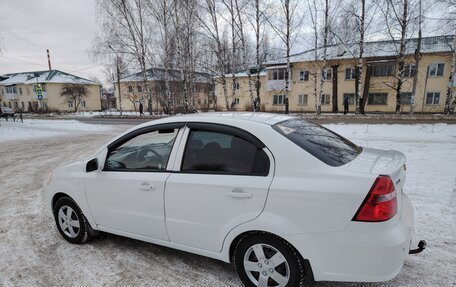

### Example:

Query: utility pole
xmin=108 ymin=45 xmax=123 ymax=116
xmin=410 ymin=0 xmax=422 ymax=115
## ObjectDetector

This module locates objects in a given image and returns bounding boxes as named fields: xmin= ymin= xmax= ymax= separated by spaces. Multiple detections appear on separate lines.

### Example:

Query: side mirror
xmin=86 ymin=158 xmax=99 ymax=172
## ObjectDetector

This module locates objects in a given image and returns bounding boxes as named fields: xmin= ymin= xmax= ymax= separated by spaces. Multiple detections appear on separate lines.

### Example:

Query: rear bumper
xmin=289 ymin=193 xmax=414 ymax=282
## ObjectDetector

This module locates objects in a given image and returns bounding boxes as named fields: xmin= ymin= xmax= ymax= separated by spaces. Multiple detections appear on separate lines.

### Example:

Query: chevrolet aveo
xmin=45 ymin=113 xmax=425 ymax=286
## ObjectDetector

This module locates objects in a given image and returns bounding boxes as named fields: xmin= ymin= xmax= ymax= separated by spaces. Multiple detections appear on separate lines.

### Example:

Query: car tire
xmin=53 ymin=197 xmax=91 ymax=244
xmin=234 ymin=232 xmax=307 ymax=287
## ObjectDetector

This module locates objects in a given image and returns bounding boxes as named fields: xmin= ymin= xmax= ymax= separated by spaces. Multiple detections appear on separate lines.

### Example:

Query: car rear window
xmin=273 ymin=119 xmax=362 ymax=166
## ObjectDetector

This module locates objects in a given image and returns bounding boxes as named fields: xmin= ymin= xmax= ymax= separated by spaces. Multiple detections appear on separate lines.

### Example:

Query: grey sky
xmin=0 ymin=0 xmax=105 ymax=82
xmin=0 ymin=0 xmax=452 ymax=87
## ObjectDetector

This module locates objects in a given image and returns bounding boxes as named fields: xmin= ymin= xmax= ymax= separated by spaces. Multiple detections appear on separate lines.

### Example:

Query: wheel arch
xmin=52 ymin=192 xmax=72 ymax=211
xmin=227 ymin=230 xmax=314 ymax=283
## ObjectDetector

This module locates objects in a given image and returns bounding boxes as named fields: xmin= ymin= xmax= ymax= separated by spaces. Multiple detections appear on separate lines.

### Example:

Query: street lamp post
xmin=108 ymin=45 xmax=123 ymax=116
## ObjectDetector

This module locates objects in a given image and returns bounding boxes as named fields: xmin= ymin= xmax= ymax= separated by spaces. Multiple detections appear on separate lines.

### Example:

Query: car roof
xmin=146 ymin=112 xmax=295 ymax=127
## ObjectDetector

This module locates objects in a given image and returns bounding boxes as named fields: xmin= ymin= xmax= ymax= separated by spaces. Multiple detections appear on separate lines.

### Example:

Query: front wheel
xmin=53 ymin=197 xmax=90 ymax=244
xmin=234 ymin=233 xmax=307 ymax=287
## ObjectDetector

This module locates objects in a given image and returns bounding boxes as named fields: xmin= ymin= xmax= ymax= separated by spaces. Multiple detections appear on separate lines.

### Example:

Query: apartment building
xmin=0 ymin=70 xmax=101 ymax=112
xmin=115 ymin=68 xmax=214 ymax=112
xmin=215 ymin=35 xmax=454 ymax=113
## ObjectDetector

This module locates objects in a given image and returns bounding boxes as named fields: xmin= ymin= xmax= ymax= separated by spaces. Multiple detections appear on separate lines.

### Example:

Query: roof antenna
xmin=47 ymin=49 xmax=52 ymax=70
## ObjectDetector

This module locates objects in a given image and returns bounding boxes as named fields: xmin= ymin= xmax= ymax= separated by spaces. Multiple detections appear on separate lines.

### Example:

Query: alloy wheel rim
xmin=57 ymin=205 xmax=80 ymax=238
xmin=243 ymin=243 xmax=290 ymax=287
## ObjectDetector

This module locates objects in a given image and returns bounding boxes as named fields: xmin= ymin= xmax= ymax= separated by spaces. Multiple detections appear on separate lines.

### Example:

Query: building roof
xmin=0 ymin=70 xmax=97 ymax=86
xmin=266 ymin=35 xmax=454 ymax=66
xmin=120 ymin=68 xmax=213 ymax=83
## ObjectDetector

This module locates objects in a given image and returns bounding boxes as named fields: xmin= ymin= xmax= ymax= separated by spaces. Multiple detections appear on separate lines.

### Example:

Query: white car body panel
xmin=44 ymin=112 xmax=415 ymax=283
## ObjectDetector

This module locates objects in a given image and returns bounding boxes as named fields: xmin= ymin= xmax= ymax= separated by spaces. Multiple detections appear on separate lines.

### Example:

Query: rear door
xmin=164 ymin=123 xmax=274 ymax=252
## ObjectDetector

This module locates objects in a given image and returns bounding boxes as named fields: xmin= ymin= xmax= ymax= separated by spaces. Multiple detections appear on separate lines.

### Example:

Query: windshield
xmin=273 ymin=119 xmax=362 ymax=166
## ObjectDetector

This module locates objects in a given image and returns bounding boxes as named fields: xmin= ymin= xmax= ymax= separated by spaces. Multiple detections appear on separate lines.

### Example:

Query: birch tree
xmin=198 ymin=0 xmax=231 ymax=110
xmin=317 ymin=0 xmax=330 ymax=115
xmin=269 ymin=0 xmax=304 ymax=114
xmin=95 ymin=0 xmax=155 ymax=114
xmin=381 ymin=0 xmax=415 ymax=114
xmin=148 ymin=0 xmax=173 ymax=114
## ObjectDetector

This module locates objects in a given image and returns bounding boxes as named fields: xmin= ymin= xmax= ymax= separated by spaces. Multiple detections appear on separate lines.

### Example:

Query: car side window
xmin=105 ymin=128 xmax=179 ymax=171
xmin=181 ymin=130 xmax=270 ymax=176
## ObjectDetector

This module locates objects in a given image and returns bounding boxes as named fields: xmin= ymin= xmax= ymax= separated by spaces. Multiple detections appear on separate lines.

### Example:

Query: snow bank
xmin=324 ymin=123 xmax=456 ymax=143
xmin=0 ymin=119 xmax=111 ymax=142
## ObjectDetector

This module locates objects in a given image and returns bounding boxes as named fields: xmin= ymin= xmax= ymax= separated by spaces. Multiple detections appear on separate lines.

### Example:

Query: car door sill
xmin=97 ymin=225 xmax=227 ymax=262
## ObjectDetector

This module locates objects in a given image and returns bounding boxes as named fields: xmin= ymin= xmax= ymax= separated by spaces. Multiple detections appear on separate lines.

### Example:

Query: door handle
xmin=139 ymin=182 xmax=157 ymax=191
xmin=227 ymin=188 xmax=252 ymax=199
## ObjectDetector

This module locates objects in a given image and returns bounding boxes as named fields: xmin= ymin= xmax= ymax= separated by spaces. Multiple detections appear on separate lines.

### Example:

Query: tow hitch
xmin=409 ymin=240 xmax=427 ymax=254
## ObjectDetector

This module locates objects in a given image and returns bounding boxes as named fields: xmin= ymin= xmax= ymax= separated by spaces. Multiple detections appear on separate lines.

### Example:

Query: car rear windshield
xmin=273 ymin=119 xmax=362 ymax=166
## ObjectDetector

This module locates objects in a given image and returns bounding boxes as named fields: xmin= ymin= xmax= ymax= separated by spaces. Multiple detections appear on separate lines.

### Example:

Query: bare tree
xmin=95 ymin=0 xmax=155 ymax=114
xmin=268 ymin=0 xmax=304 ymax=114
xmin=381 ymin=0 xmax=416 ymax=114
xmin=148 ymin=0 xmax=173 ymax=113
xmin=60 ymin=83 xmax=89 ymax=112
xmin=253 ymin=0 xmax=267 ymax=111
xmin=308 ymin=0 xmax=320 ymax=114
xmin=317 ymin=0 xmax=330 ymax=115
xmin=198 ymin=0 xmax=231 ymax=111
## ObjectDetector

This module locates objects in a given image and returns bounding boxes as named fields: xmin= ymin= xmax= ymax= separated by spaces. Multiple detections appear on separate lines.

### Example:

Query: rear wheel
xmin=53 ymin=197 xmax=90 ymax=244
xmin=234 ymin=233 xmax=306 ymax=287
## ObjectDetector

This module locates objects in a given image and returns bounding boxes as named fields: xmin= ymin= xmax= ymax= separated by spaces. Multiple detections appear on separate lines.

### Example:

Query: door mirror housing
xmin=86 ymin=158 xmax=99 ymax=172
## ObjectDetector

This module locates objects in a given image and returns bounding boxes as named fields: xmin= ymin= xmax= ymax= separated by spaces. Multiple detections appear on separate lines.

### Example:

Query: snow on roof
xmin=120 ymin=68 xmax=213 ymax=83
xmin=0 ymin=70 xmax=97 ymax=86
xmin=214 ymin=68 xmax=267 ymax=79
xmin=266 ymin=35 xmax=454 ymax=65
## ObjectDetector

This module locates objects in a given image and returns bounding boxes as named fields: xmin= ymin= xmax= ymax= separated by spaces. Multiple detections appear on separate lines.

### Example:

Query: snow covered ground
xmin=0 ymin=119 xmax=111 ymax=142
xmin=0 ymin=121 xmax=455 ymax=286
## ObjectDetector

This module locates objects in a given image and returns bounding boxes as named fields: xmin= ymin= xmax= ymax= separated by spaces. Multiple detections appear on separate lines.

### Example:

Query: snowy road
xmin=0 ymin=120 xmax=455 ymax=286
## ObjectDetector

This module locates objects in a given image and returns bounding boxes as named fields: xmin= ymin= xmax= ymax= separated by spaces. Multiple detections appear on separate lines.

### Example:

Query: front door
xmin=85 ymin=124 xmax=183 ymax=241
xmin=165 ymin=124 xmax=274 ymax=252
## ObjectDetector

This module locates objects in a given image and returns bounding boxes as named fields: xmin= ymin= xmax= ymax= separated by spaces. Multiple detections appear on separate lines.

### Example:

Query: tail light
xmin=353 ymin=176 xmax=397 ymax=222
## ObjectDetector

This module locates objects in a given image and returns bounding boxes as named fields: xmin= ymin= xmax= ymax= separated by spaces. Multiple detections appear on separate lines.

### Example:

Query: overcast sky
xmin=0 ymin=0 xmax=452 ymax=87
xmin=0 ymin=0 xmax=106 ymax=83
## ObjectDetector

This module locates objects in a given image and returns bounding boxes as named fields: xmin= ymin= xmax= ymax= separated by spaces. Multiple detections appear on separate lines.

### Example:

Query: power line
xmin=0 ymin=55 xmax=48 ymax=68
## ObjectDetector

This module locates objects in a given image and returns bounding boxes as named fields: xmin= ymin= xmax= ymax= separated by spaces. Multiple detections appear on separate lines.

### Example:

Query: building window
xmin=19 ymin=87 xmax=23 ymax=95
xmin=428 ymin=63 xmax=444 ymax=77
xmin=80 ymin=100 xmax=86 ymax=108
xmin=322 ymin=69 xmax=332 ymax=81
xmin=68 ymin=101 xmax=74 ymax=108
xmin=321 ymin=94 xmax=330 ymax=105
xmin=41 ymin=102 xmax=48 ymax=110
xmin=367 ymin=93 xmax=388 ymax=105
xmin=273 ymin=94 xmax=286 ymax=105
xmin=137 ymin=85 xmax=142 ymax=92
xmin=14 ymin=102 xmax=19 ymax=109
xmin=21 ymin=102 xmax=25 ymax=110
xmin=6 ymin=85 xmax=17 ymax=94
xmin=298 ymin=94 xmax=308 ymax=106
xmin=343 ymin=93 xmax=355 ymax=105
xmin=403 ymin=65 xmax=416 ymax=77
xmin=128 ymin=85 xmax=133 ymax=92
xmin=426 ymin=92 xmax=440 ymax=105
xmin=400 ymin=92 xmax=412 ymax=104
xmin=233 ymin=98 xmax=240 ymax=105
xmin=299 ymin=70 xmax=309 ymax=81
xmin=269 ymin=68 xmax=288 ymax=80
xmin=345 ymin=68 xmax=356 ymax=80
xmin=234 ymin=82 xmax=240 ymax=90
xmin=371 ymin=62 xmax=395 ymax=77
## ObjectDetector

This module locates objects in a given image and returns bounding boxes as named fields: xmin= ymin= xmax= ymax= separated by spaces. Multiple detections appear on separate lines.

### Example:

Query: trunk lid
xmin=345 ymin=148 xmax=407 ymax=208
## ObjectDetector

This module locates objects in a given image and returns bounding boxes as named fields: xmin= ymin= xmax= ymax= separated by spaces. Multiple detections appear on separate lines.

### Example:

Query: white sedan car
xmin=45 ymin=113 xmax=424 ymax=286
